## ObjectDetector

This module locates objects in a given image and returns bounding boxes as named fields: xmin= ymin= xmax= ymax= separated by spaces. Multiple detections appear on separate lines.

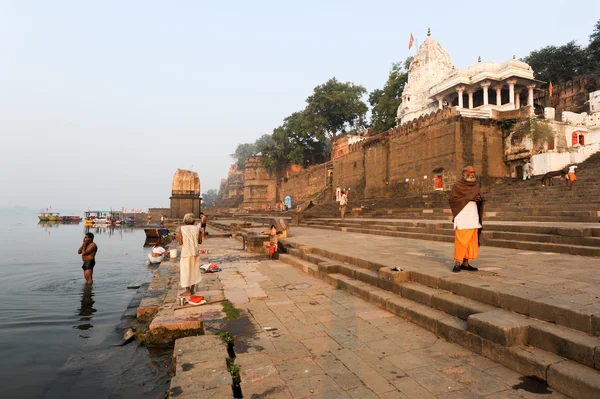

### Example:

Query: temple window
xmin=579 ymin=134 xmax=585 ymax=146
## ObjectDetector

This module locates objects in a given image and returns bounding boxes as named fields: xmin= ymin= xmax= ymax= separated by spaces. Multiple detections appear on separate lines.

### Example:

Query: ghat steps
xmin=299 ymin=218 xmax=600 ymax=257
xmin=277 ymin=241 xmax=600 ymax=399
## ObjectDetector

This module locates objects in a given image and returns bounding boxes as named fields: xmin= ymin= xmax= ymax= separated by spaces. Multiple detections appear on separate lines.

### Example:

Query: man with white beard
xmin=448 ymin=166 xmax=483 ymax=273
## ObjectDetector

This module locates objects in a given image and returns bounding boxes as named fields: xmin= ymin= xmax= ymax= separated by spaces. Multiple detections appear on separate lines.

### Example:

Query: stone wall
xmin=280 ymin=162 xmax=332 ymax=207
xmin=537 ymin=76 xmax=600 ymax=118
xmin=332 ymin=109 xmax=508 ymax=198
xmin=241 ymin=156 xmax=278 ymax=210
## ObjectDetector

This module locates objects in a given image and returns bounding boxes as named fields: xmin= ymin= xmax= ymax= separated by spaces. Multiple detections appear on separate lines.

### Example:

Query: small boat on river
xmin=38 ymin=212 xmax=81 ymax=222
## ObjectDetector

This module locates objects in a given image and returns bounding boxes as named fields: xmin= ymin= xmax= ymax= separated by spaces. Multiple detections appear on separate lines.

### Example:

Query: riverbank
xmin=137 ymin=225 xmax=573 ymax=398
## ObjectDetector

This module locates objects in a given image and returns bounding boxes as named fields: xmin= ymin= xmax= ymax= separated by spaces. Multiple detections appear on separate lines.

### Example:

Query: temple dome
xmin=172 ymin=169 xmax=200 ymax=196
xmin=398 ymin=31 xmax=453 ymax=123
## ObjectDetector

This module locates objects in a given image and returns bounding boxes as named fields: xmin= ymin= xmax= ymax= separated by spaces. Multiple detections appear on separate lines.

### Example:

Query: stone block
xmin=317 ymin=262 xmax=339 ymax=274
xmin=169 ymin=360 xmax=231 ymax=393
xmin=150 ymin=314 xmax=203 ymax=331
xmin=400 ymin=283 xmax=443 ymax=307
xmin=235 ymin=353 xmax=278 ymax=383
xmin=482 ymin=341 xmax=562 ymax=380
xmin=547 ymin=360 xmax=600 ymax=399
xmin=467 ymin=311 xmax=531 ymax=347
xmin=379 ymin=267 xmax=411 ymax=285
xmin=591 ymin=313 xmax=600 ymax=337
xmin=354 ymin=268 xmax=380 ymax=286
xmin=432 ymin=293 xmax=496 ymax=321
xmin=436 ymin=317 xmax=483 ymax=355
xmin=405 ymin=304 xmax=448 ymax=332
xmin=448 ymin=279 xmax=501 ymax=307
xmin=528 ymin=296 xmax=593 ymax=334
xmin=241 ymin=376 xmax=291 ymax=399
xmin=368 ymin=289 xmax=396 ymax=310
xmin=528 ymin=322 xmax=598 ymax=368
xmin=410 ymin=269 xmax=451 ymax=288
xmin=497 ymin=286 xmax=545 ymax=316
xmin=385 ymin=297 xmax=416 ymax=319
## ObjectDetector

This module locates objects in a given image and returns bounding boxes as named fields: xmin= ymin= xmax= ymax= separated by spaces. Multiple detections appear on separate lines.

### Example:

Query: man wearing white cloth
xmin=178 ymin=213 xmax=202 ymax=296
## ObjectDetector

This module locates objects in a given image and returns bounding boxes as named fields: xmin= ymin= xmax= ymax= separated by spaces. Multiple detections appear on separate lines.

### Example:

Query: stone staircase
xmin=300 ymin=218 xmax=600 ymax=257
xmin=277 ymin=242 xmax=600 ymax=399
xmin=299 ymin=152 xmax=600 ymax=256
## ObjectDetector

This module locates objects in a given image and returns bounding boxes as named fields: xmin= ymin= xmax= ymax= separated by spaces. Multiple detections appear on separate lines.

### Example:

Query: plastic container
xmin=169 ymin=249 xmax=177 ymax=258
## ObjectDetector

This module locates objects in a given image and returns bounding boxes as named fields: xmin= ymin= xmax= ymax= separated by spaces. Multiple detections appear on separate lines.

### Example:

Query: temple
xmin=170 ymin=169 xmax=201 ymax=219
xmin=398 ymin=29 xmax=543 ymax=124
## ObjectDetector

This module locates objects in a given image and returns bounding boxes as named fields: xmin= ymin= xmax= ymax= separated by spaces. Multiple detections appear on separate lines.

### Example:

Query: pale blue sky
xmin=1 ymin=0 xmax=598 ymax=212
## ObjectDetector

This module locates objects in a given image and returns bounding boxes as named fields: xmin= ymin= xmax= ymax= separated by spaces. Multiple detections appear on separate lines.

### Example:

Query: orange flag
xmin=549 ymin=82 xmax=553 ymax=97
xmin=408 ymin=33 xmax=414 ymax=50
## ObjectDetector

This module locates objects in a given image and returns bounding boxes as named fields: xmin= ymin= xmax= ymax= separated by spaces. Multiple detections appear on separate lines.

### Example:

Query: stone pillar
xmin=507 ymin=79 xmax=517 ymax=109
xmin=515 ymin=89 xmax=521 ymax=109
xmin=456 ymin=86 xmax=464 ymax=109
xmin=481 ymin=82 xmax=491 ymax=105
xmin=495 ymin=86 xmax=502 ymax=105
xmin=527 ymin=84 xmax=535 ymax=107
xmin=467 ymin=90 xmax=474 ymax=109
xmin=436 ymin=95 xmax=443 ymax=110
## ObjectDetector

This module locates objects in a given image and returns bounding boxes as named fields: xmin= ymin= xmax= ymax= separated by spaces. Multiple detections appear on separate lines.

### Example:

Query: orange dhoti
xmin=454 ymin=228 xmax=478 ymax=263
xmin=568 ymin=172 xmax=576 ymax=183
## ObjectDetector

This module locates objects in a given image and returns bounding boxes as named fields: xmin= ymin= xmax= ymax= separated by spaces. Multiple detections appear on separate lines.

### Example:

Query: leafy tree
xmin=369 ymin=57 xmax=411 ymax=133
xmin=230 ymin=142 xmax=257 ymax=169
xmin=304 ymin=78 xmax=368 ymax=140
xmin=201 ymin=189 xmax=218 ymax=207
xmin=588 ymin=19 xmax=600 ymax=76
xmin=523 ymin=41 xmax=588 ymax=84
xmin=260 ymin=111 xmax=328 ymax=171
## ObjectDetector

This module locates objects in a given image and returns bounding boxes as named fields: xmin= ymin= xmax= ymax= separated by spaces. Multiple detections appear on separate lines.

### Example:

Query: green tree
xmin=523 ymin=41 xmax=588 ymax=84
xmin=369 ymin=57 xmax=411 ymax=133
xmin=304 ymin=78 xmax=368 ymax=140
xmin=260 ymin=111 xmax=328 ymax=171
xmin=201 ymin=189 xmax=218 ymax=207
xmin=230 ymin=142 xmax=257 ymax=169
xmin=587 ymin=19 xmax=600 ymax=77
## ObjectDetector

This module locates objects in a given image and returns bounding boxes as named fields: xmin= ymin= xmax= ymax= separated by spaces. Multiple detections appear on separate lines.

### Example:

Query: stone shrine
xmin=170 ymin=169 xmax=201 ymax=219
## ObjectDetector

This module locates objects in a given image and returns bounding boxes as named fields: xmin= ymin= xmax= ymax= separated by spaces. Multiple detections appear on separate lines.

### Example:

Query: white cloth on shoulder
xmin=453 ymin=201 xmax=481 ymax=230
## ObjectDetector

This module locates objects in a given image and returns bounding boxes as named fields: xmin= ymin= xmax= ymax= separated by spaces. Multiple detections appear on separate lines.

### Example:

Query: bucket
xmin=169 ymin=249 xmax=177 ymax=258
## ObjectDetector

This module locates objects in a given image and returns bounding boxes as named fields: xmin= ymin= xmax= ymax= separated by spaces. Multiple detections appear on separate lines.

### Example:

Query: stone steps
xmin=301 ymin=219 xmax=600 ymax=257
xmin=277 ymin=247 xmax=600 ymax=399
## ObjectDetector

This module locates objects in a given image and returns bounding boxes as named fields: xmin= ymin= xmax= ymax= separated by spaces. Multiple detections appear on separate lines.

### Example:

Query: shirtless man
xmin=200 ymin=212 xmax=207 ymax=240
xmin=78 ymin=233 xmax=98 ymax=284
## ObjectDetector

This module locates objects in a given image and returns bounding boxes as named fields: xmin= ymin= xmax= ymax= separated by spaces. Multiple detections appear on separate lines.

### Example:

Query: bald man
xmin=448 ymin=166 xmax=483 ymax=273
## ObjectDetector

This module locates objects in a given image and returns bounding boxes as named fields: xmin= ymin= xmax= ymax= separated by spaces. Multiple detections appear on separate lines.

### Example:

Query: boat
xmin=85 ymin=210 xmax=112 ymax=225
xmin=39 ymin=212 xmax=81 ymax=223
xmin=144 ymin=226 xmax=169 ymax=246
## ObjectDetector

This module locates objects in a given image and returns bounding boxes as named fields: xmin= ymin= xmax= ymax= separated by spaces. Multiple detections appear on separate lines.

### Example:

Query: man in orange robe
xmin=448 ymin=166 xmax=483 ymax=273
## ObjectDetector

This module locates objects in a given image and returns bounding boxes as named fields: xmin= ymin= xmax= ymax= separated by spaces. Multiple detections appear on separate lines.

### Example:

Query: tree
xmin=201 ymin=189 xmax=218 ymax=207
xmin=304 ymin=78 xmax=368 ymax=140
xmin=588 ymin=19 xmax=600 ymax=77
xmin=523 ymin=41 xmax=588 ymax=84
xmin=369 ymin=57 xmax=411 ymax=133
xmin=230 ymin=142 xmax=257 ymax=169
xmin=260 ymin=110 xmax=329 ymax=171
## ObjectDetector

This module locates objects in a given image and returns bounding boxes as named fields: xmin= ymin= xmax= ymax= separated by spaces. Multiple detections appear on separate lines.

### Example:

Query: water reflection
xmin=74 ymin=284 xmax=96 ymax=337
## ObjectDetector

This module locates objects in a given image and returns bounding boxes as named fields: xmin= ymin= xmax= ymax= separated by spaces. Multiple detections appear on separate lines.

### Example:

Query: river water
xmin=0 ymin=211 xmax=172 ymax=399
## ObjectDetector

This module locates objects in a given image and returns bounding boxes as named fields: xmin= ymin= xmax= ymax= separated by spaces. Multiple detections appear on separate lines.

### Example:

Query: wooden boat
xmin=144 ymin=226 xmax=169 ymax=246
xmin=39 ymin=212 xmax=81 ymax=222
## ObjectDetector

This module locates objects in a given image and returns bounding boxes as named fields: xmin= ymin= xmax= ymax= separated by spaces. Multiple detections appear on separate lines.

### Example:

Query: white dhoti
xmin=180 ymin=255 xmax=202 ymax=288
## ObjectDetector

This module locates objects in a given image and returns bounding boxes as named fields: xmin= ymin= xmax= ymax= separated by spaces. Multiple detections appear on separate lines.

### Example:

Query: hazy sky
xmin=1 ymin=1 xmax=598 ymax=212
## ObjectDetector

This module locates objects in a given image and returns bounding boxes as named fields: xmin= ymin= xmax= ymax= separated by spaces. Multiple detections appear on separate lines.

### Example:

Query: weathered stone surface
xmin=404 ymin=304 xmax=448 ymax=332
xmin=482 ymin=341 xmax=563 ymax=380
xmin=467 ymin=311 xmax=531 ymax=347
xmin=241 ymin=375 xmax=291 ymax=399
xmin=529 ymin=322 xmax=599 ymax=368
xmin=400 ymin=282 xmax=443 ymax=306
xmin=436 ymin=316 xmax=483 ymax=355
xmin=150 ymin=314 xmax=203 ymax=331
xmin=169 ymin=360 xmax=231 ymax=394
xmin=528 ymin=295 xmax=595 ymax=334
xmin=385 ymin=297 xmax=416 ymax=318
xmin=235 ymin=353 xmax=278 ymax=383
xmin=379 ymin=267 xmax=410 ymax=285
xmin=432 ymin=292 xmax=496 ymax=320
xmin=547 ymin=360 xmax=600 ymax=399
xmin=591 ymin=313 xmax=600 ymax=337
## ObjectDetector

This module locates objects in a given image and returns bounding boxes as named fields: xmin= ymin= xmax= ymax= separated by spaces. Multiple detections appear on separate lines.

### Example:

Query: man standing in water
xmin=78 ymin=233 xmax=97 ymax=284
